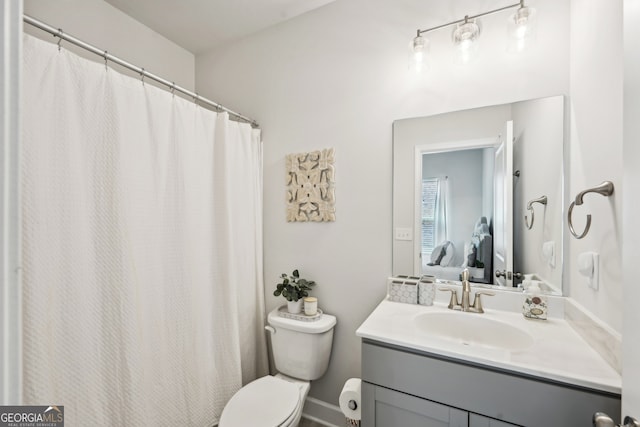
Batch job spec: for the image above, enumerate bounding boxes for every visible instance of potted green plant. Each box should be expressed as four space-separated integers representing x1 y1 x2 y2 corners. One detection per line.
274 269 316 314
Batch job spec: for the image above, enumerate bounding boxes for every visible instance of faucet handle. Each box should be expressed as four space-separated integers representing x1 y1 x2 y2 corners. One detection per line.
438 287 460 309
471 291 495 313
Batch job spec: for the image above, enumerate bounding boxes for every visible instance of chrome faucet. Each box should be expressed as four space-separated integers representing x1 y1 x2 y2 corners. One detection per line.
439 268 495 313
460 269 472 311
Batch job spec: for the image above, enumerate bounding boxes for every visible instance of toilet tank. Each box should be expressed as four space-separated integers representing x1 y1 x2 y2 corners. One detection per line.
266 307 337 381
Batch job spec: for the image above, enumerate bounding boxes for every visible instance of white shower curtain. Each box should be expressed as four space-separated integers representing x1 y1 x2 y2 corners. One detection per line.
21 34 267 425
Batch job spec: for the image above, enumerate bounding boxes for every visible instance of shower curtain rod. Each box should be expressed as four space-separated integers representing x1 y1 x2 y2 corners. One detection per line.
23 14 260 128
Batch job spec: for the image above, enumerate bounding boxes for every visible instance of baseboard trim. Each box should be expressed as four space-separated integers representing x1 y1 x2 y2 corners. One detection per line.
302 396 344 427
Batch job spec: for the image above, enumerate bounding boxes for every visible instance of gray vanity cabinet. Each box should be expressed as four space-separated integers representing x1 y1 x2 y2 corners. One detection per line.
361 339 621 427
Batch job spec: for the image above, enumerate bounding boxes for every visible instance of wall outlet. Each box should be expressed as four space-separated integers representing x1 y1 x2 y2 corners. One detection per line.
395 227 412 241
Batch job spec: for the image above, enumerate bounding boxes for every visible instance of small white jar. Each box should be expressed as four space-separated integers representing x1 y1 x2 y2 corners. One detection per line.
304 297 318 316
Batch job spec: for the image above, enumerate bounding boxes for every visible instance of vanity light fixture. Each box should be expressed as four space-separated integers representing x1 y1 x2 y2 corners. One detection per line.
410 0 536 71
409 34 428 72
507 1 537 52
452 16 481 64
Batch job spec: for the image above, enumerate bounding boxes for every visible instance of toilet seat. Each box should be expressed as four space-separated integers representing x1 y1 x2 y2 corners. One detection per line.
219 376 302 427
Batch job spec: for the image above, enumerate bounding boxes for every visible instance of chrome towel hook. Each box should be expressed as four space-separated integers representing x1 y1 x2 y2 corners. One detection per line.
568 181 614 239
524 195 547 230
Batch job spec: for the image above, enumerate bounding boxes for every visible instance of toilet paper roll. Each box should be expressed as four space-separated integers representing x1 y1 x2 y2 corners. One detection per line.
339 378 362 421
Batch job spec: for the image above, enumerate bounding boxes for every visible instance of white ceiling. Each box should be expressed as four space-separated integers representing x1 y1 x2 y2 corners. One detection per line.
105 0 338 54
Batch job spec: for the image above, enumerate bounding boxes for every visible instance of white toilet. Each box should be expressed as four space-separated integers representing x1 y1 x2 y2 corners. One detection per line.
219 306 337 427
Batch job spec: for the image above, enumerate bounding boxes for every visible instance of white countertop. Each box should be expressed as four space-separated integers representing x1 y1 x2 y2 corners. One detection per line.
356 299 621 394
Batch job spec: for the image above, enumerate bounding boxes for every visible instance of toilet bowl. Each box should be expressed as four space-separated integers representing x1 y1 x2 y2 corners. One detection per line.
219 307 337 427
218 374 310 427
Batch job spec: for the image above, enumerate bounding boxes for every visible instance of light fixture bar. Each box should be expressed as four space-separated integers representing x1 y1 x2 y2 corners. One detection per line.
417 1 523 36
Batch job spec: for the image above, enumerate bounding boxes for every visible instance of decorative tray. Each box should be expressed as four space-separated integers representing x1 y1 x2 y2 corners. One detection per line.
277 305 324 322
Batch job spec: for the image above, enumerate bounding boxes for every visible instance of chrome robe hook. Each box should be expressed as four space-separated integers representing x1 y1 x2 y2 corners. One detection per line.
524 195 547 230
568 181 614 239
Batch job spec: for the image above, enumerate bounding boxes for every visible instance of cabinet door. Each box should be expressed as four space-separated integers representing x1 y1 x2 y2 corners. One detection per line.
363 382 468 427
469 413 518 427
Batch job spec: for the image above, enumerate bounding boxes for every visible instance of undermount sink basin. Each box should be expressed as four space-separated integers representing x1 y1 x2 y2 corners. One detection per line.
414 311 534 351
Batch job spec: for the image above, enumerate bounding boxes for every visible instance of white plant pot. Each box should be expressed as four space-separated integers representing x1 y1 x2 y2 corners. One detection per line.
287 299 303 314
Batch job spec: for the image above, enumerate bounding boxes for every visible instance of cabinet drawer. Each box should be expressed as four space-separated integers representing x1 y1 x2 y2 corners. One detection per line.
362 382 468 427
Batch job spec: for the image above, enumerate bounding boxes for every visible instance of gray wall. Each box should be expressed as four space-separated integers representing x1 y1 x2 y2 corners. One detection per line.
22 0 626 419
195 0 570 409
567 0 623 332
512 96 565 289
24 0 195 91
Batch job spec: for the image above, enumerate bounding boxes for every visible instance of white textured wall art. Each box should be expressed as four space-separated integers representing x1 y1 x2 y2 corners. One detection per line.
286 148 336 222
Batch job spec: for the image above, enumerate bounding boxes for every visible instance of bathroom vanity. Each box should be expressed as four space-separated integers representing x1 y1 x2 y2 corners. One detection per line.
356 299 621 427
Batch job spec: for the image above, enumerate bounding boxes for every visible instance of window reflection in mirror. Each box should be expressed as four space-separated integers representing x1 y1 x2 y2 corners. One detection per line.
420 176 447 260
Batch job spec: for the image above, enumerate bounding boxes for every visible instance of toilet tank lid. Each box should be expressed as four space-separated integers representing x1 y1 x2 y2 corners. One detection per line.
268 307 336 333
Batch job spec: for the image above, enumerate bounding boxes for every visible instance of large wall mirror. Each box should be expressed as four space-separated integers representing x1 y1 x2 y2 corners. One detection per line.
393 95 565 295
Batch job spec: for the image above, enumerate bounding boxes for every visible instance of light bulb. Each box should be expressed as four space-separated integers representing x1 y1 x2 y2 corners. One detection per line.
507 5 537 52
409 35 429 73
459 39 472 51
452 18 480 64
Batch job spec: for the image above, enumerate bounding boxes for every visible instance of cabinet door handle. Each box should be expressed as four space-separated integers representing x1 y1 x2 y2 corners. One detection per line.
623 416 640 427
593 412 616 427
593 412 640 427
